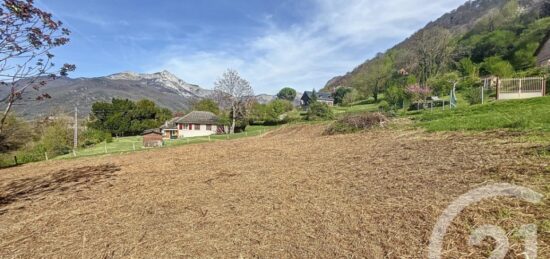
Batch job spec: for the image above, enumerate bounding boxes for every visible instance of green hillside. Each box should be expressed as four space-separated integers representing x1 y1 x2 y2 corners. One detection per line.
324 0 550 107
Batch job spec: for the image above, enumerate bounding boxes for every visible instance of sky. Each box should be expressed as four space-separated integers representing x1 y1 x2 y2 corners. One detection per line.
37 0 466 94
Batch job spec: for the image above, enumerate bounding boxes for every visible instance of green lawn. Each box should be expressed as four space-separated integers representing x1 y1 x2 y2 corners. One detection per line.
415 96 550 132
57 125 279 159
332 96 385 115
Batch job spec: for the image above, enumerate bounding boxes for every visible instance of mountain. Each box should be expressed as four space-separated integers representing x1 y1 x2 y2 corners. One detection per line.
1 70 214 119
324 0 549 90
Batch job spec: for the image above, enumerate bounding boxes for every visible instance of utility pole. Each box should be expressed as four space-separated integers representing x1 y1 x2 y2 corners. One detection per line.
73 106 78 150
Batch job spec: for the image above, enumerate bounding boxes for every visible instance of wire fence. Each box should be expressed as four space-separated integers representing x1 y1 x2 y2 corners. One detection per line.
55 129 271 160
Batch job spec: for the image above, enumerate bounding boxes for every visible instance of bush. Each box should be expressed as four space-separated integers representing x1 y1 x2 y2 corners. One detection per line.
324 112 389 135
463 87 483 105
378 100 390 112
82 128 112 146
104 132 113 143
41 121 71 156
306 102 334 120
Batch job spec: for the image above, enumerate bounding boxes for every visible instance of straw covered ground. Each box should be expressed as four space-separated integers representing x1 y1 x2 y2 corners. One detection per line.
0 124 548 258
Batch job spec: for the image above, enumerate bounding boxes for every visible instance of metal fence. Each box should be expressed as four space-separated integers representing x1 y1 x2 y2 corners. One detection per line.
497 77 546 100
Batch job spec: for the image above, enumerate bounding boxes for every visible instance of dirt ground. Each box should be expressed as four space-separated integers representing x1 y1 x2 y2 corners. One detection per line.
0 124 548 258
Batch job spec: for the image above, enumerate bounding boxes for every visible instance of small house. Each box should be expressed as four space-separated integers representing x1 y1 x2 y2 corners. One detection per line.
160 117 181 139
536 33 550 67
174 111 226 138
300 91 334 107
142 129 163 147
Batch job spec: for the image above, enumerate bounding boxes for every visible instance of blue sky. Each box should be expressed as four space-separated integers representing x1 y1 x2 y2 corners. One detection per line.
37 0 466 94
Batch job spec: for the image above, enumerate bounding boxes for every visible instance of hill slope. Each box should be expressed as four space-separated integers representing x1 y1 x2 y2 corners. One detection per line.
324 0 548 90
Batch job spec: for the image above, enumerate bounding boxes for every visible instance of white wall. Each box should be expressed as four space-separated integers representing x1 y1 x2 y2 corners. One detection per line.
177 124 219 138
498 92 543 100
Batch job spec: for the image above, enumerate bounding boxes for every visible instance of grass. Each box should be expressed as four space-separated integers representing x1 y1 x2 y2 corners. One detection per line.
332 96 385 115
415 96 550 132
57 125 279 160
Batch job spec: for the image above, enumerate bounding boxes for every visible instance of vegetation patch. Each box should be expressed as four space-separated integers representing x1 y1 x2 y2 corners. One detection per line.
416 97 550 132
324 112 389 135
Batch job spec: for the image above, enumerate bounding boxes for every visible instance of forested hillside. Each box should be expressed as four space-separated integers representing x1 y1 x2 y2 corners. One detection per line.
324 0 550 104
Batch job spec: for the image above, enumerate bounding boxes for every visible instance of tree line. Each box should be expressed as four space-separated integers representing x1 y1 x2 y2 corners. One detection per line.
332 0 550 108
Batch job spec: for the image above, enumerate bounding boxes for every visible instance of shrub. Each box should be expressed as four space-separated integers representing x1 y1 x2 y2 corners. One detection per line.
82 128 111 146
463 87 483 105
378 100 390 112
324 112 389 135
306 102 334 120
41 121 71 156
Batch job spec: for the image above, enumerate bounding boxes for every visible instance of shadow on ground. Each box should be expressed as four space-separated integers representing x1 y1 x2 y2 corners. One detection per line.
0 164 120 209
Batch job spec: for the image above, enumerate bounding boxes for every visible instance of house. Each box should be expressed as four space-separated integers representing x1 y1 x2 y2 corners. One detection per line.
536 33 550 67
172 111 226 138
300 91 334 107
160 116 181 139
142 129 163 147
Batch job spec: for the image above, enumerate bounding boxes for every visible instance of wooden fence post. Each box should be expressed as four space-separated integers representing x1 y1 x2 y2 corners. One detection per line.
45 152 48 161
13 156 17 165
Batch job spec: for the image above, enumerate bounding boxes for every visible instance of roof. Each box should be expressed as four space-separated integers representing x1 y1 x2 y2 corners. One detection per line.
142 128 162 135
303 91 334 101
176 111 221 125
160 117 181 130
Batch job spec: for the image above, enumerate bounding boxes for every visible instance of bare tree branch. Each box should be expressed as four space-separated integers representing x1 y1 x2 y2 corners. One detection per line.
213 69 254 134
0 0 75 132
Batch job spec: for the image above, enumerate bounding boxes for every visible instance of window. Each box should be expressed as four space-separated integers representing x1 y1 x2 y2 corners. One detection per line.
178 124 183 130
206 124 212 131
188 124 192 130
194 124 201 130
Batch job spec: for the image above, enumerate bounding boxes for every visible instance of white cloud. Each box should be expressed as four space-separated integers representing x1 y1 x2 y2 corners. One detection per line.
149 0 466 94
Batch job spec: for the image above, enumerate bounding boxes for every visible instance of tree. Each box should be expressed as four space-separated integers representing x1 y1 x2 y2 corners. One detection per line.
0 0 75 132
332 87 352 105
427 72 459 96
41 118 71 156
481 56 515 77
193 99 220 114
342 88 360 106
310 89 318 103
214 69 255 134
277 87 297 101
384 85 405 107
362 54 392 101
413 27 453 84
0 115 33 152
89 98 171 136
